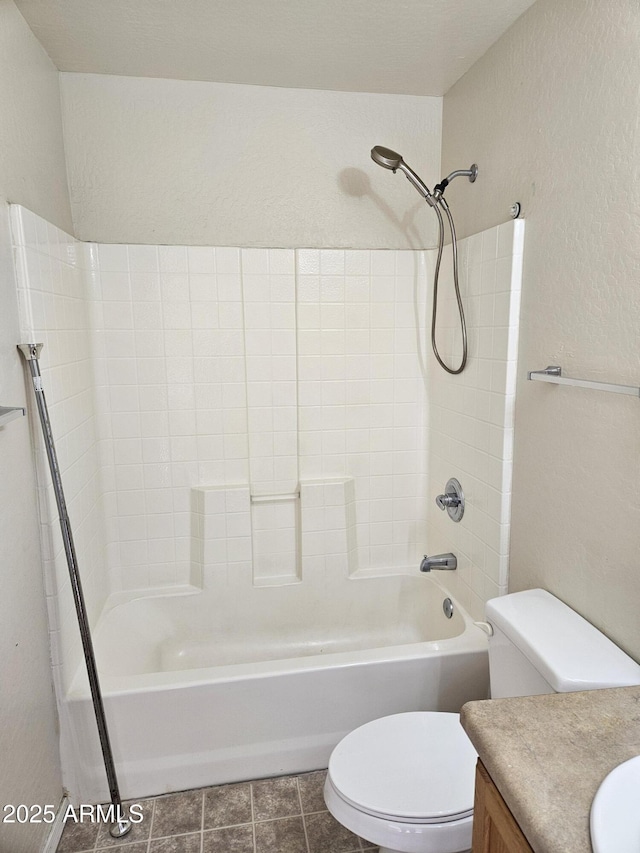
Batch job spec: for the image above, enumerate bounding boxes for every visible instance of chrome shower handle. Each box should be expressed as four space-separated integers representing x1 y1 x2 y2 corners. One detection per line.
436 493 461 511
434 478 465 522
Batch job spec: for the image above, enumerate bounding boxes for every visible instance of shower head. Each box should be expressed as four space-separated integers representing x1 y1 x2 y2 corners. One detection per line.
371 146 404 171
370 145 434 202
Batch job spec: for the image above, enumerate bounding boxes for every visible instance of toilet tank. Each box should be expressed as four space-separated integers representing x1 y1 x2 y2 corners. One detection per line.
486 589 640 699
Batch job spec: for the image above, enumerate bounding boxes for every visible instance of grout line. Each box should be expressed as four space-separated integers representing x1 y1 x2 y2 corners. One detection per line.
200 789 205 853
146 796 156 851
296 777 312 853
249 780 257 853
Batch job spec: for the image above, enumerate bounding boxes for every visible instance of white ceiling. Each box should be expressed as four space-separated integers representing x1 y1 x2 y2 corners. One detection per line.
15 0 537 96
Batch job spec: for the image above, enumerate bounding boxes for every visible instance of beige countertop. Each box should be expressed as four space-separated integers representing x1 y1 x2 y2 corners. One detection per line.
461 686 640 853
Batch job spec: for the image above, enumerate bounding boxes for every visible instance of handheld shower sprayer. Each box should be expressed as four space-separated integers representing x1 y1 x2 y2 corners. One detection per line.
370 147 477 205
370 146 437 205
370 145 478 375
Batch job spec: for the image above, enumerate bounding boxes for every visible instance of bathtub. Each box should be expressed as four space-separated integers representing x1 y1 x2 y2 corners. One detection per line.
64 572 489 802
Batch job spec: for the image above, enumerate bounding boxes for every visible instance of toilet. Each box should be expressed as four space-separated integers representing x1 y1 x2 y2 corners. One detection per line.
324 589 640 853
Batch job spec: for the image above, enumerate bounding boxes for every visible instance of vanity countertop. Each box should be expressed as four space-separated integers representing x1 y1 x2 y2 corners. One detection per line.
461 686 640 852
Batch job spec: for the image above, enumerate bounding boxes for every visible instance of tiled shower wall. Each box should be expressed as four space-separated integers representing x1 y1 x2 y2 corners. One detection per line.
89 243 431 591
11 206 109 691
426 221 524 618
13 203 523 690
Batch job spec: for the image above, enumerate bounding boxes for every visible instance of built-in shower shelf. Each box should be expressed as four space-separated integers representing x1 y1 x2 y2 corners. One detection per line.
528 366 640 398
0 405 26 427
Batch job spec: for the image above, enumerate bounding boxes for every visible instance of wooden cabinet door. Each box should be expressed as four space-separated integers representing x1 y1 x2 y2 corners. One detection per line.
471 760 534 853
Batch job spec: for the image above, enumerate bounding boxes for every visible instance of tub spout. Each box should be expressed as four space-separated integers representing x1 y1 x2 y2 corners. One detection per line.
420 553 457 572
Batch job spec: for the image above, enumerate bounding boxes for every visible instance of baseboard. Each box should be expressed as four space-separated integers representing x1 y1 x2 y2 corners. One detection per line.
42 795 68 853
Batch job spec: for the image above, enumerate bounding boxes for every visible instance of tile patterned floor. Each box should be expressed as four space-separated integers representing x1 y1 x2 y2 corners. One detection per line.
56 770 380 853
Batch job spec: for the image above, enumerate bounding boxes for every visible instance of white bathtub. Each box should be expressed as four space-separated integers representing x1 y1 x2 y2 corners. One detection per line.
65 572 489 802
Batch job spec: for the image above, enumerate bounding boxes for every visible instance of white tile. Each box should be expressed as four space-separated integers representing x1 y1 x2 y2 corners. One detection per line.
189 274 217 301
268 249 295 275
467 232 482 269
130 272 161 301
320 250 345 275
160 273 190 301
103 302 133 329
188 246 215 275
242 248 269 275
371 252 395 276
481 226 499 262
128 245 159 272
215 247 241 274
98 244 129 272
496 222 514 259
345 250 370 275
159 245 188 273
297 249 320 275
494 291 512 327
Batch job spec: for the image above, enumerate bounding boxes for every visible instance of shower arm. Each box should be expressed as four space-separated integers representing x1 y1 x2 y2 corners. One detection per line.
434 164 478 198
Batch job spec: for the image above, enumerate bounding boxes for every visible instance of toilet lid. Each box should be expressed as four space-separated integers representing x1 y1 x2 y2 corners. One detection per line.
328 712 477 824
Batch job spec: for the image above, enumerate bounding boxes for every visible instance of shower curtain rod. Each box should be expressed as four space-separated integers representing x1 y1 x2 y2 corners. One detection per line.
18 342 131 840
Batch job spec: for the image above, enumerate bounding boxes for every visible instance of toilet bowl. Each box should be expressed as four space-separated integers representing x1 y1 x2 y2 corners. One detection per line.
324 712 477 853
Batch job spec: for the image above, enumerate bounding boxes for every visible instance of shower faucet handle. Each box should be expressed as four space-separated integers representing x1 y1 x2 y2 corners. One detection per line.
435 478 465 522
435 493 460 510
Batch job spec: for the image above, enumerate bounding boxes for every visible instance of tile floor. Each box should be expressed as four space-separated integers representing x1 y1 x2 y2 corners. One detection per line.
56 770 379 853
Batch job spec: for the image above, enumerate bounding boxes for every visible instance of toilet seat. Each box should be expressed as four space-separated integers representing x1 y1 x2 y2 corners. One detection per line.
328 712 477 824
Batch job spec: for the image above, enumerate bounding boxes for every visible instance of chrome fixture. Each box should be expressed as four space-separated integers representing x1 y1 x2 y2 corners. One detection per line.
371 145 478 375
442 597 455 619
435 477 464 522
510 202 522 219
528 366 640 399
17 343 132 840
433 164 478 199
420 553 458 572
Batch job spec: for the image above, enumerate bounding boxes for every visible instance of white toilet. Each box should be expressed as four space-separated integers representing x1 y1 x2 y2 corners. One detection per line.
324 589 640 853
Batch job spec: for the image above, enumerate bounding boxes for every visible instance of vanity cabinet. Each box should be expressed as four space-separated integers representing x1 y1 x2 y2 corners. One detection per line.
471 760 534 853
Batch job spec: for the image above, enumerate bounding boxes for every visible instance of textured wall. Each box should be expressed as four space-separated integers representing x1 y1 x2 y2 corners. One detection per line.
60 73 442 249
442 0 640 658
0 2 67 849
0 1 72 233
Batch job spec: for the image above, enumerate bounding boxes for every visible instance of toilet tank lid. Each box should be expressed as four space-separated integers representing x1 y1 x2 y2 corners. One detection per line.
486 589 640 692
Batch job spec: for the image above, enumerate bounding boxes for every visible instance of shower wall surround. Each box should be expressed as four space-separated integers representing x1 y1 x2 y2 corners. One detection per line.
12 203 523 691
90 243 431 592
426 222 524 608
11 206 109 691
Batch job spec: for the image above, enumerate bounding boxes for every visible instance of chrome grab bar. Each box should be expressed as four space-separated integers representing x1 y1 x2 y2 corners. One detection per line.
528 365 640 398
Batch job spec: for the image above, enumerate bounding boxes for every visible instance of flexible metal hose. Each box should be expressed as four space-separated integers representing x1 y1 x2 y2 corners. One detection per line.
430 197 467 374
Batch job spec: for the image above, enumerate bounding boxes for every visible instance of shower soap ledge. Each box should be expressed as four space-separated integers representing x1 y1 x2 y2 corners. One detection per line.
0 406 26 427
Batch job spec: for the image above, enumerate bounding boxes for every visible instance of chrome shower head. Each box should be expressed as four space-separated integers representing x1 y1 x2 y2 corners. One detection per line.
370 145 434 202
